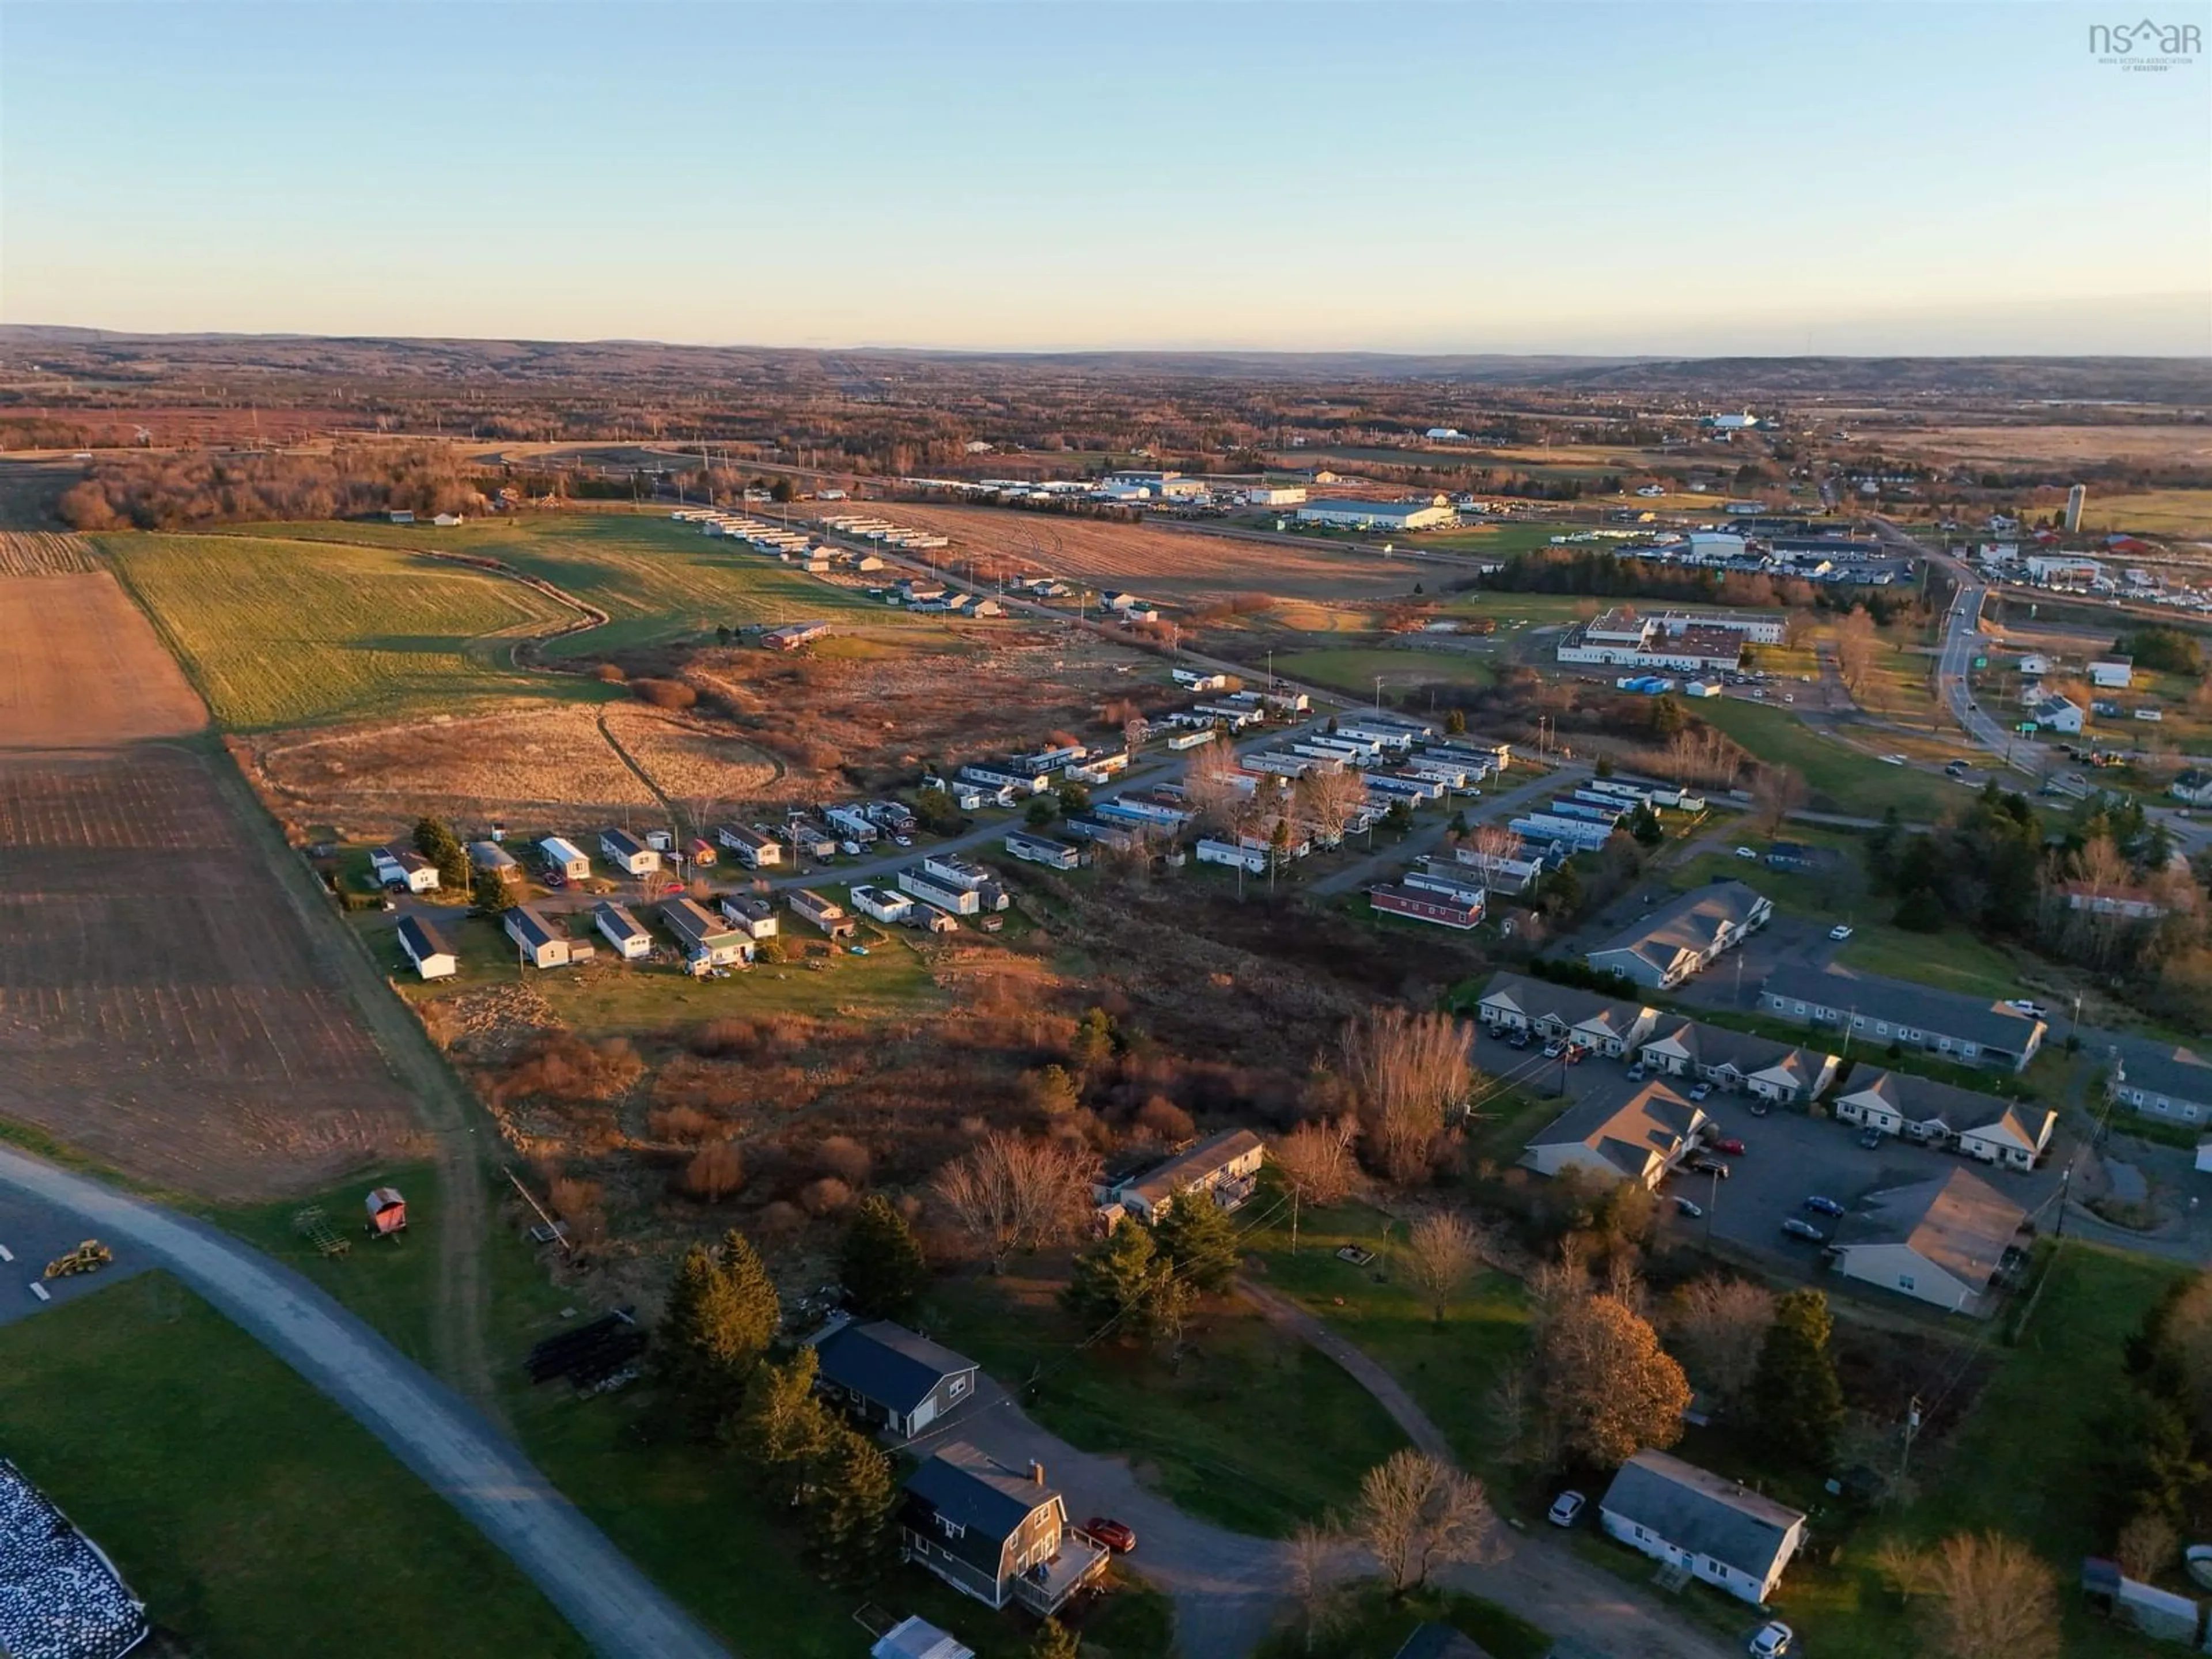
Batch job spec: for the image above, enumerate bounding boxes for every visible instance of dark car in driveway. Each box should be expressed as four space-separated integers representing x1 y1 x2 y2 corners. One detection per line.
1687 1155 1732 1179
1781 1218 1828 1243
1804 1195 1846 1218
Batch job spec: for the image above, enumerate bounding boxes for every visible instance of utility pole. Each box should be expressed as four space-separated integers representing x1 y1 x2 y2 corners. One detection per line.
1899 1396 1922 1485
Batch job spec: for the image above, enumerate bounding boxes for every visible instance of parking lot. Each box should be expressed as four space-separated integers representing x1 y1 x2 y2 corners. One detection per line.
1480 1025 2067 1276
0 1187 142 1328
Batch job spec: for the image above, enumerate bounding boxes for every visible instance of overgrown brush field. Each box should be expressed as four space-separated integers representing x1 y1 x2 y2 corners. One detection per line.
101 532 581 728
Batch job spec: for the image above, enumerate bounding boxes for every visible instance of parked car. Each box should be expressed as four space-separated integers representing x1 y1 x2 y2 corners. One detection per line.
1734 846 1758 859
1858 1126 1885 1149
1687 1083 1713 1102
1508 1032 1531 1051
1564 1045 1589 1066
1804 1195 1846 1218
1542 1041 1566 1059
1780 1218 1827 1243
1547 1491 1585 1528
1688 1156 1731 1180
1626 1064 1647 1082
892 834 913 847
1829 923 1854 941
1674 1197 1704 1219
1085 1517 1137 1554
1711 1136 1747 1156
1749 1620 1794 1657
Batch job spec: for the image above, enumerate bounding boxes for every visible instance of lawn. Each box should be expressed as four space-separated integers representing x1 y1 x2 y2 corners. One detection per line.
101 530 597 728
0 1272 589 1659
264 513 909 657
381 908 945 1030
1275 646 1496 698
921 1264 1412 1537
2078 489 2212 538
1688 698 1963 821
1241 1198 1536 1494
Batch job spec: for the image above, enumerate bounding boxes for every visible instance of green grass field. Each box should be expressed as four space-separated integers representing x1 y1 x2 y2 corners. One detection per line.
1254 1580 1550 1659
1688 698 1964 820
262 514 907 656
1241 1198 1535 1494
922 1267 1411 1537
101 531 595 728
1276 646 1496 698
0 1272 589 1658
2078 489 2212 538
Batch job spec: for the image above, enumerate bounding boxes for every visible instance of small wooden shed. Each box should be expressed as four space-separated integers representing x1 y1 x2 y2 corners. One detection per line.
365 1187 408 1237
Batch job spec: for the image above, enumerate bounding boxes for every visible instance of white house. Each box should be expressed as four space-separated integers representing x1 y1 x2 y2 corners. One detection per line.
715 824 782 869
593 901 652 960
717 893 779 940
371 843 441 894
1523 1082 1707 1190
1101 1130 1265 1224
1476 972 1660 1058
661 897 752 967
851 884 914 925
2090 656 2134 690
2172 768 2212 808
396 915 456 980
897 867 980 915
539 836 592 880
1598 1452 1805 1605
1831 1071 2054 1169
1828 1167 2026 1315
1585 881 1771 990
2110 1039 2212 1126
790 888 856 938
504 904 571 969
599 827 661 877
1635 1019 1837 1107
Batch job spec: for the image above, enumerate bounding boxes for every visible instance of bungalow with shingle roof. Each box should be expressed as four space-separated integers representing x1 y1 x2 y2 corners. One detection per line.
1475 972 1660 1058
1597 1450 1807 1603
1830 1070 2054 1169
897 1443 1107 1614
1759 966 2046 1073
1524 1082 1707 1188
1637 1018 1838 1106
1586 881 1771 990
1828 1166 2027 1314
813 1320 979 1438
2111 1038 2212 1126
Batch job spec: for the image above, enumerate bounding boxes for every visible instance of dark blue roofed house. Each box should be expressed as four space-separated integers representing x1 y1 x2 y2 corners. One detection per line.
897 1443 1109 1614
813 1320 979 1438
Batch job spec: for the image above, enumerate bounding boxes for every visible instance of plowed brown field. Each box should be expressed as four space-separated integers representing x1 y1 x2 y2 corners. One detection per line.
0 574 412 1197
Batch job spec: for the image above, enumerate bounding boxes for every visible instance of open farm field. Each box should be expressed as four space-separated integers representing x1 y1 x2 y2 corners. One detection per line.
853 502 1420 603
0 529 99 574
0 572 207 746
0 749 414 1196
1912 424 2212 467
1691 697 1963 820
241 702 783 841
101 531 586 729
0 1272 589 1659
1275 644 1496 698
264 514 900 656
2078 489 2212 539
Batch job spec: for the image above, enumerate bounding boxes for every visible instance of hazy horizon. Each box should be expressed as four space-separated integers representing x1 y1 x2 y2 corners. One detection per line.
7 2 2209 355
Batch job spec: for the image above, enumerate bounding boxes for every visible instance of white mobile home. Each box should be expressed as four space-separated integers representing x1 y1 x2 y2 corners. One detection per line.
599 827 661 877
504 905 571 969
851 884 914 924
898 867 980 915
539 837 592 880
593 901 653 960
396 915 457 980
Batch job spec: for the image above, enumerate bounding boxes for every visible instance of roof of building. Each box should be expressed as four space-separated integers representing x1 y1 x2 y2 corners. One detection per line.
1121 1128 1264 1207
790 888 844 916
1760 966 2046 1054
601 826 649 858
1304 497 1444 519
719 893 775 923
1643 1018 1830 1088
1478 972 1656 1039
374 842 433 873
816 1321 978 1415
1832 1166 2025 1287
467 839 517 868
661 897 738 946
1600 1451 1805 1585
503 905 560 950
872 1617 976 1659
1391 1626 1495 1659
902 1442 1054 1547
592 900 648 940
1530 1082 1702 1180
1589 882 1767 978
2114 1037 2212 1107
396 915 451 961
1837 1070 2050 1149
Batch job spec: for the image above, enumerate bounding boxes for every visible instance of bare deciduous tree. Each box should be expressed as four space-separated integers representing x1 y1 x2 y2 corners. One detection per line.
1751 764 1808 837
1349 1449 1499 1594
1468 823 1524 866
1296 766 1371 847
2117 1511 2177 1582
1668 1275 1777 1407
1340 1007 1474 1186
1272 1118 1359 1253
1182 738 1247 834
1832 606 1878 696
1403 1211 1483 1325
1286 1520 1349 1650
931 1132 1097 1272
1883 1533 2062 1659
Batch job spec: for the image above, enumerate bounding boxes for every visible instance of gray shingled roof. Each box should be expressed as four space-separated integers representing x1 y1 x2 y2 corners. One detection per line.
816 1321 976 1416
1530 1083 1701 1176
1479 972 1653 1036
900 1442 1053 1570
1600 1451 1804 1584
2113 1037 2212 1109
1589 881 1767 973
1832 1166 2026 1287
1760 966 2043 1054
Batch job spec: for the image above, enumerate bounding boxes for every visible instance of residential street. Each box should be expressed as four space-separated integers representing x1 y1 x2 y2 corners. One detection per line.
0 1147 732 1659
1309 759 1586 897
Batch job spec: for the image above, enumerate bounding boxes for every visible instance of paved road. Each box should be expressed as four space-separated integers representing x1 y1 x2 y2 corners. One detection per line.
1238 1283 1455 1461
0 1147 731 1659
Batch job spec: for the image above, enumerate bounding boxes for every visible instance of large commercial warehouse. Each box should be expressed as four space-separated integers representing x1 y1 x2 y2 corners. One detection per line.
1295 497 1456 532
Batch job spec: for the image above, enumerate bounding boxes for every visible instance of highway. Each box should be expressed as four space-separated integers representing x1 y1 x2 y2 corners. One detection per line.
1871 518 2033 772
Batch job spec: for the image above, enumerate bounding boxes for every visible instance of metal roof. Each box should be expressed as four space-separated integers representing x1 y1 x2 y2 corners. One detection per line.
1600 1450 1804 1584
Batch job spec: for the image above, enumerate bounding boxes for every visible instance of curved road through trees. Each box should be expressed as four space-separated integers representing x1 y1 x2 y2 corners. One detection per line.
0 1146 730 1659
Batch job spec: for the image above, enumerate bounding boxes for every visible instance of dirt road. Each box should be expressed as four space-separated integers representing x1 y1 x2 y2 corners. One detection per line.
0 1145 730 1659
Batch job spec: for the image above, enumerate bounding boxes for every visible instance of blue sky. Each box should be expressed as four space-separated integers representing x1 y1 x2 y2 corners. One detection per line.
6 2 2208 353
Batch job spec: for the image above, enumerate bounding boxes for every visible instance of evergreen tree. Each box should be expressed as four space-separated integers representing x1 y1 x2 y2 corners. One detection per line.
1444 707 1467 736
656 1230 781 1440
471 865 510 914
1069 1006 1116 1074
1027 795 1058 827
1065 1218 1192 1349
1155 1193 1240 1294
1029 1618 1082 1659
1749 1289 1844 1469
736 1347 836 1495
802 1425 896 1581
839 1194 930 1321
412 816 460 862
1630 801 1665 847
